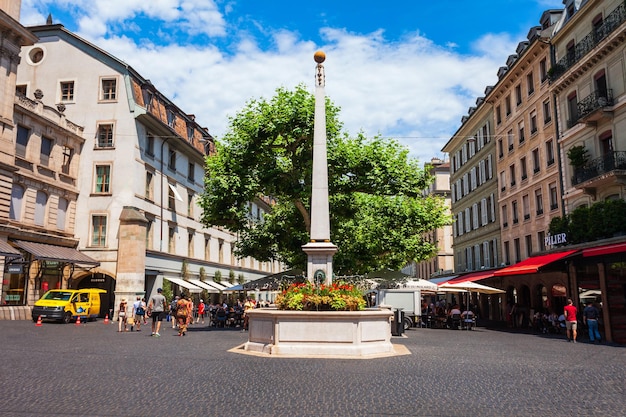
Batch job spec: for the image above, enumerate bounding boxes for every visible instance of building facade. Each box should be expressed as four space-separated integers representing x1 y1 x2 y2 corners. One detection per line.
13 23 276 318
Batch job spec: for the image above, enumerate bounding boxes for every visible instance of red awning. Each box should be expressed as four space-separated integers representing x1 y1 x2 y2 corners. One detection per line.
493 250 578 277
583 242 626 257
446 270 497 284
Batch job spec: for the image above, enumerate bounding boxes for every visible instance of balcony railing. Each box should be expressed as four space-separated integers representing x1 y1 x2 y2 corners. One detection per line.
550 3 626 81
572 151 626 186
567 90 613 127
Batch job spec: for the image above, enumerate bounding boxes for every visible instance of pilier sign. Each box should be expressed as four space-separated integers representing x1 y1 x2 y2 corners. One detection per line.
545 232 567 247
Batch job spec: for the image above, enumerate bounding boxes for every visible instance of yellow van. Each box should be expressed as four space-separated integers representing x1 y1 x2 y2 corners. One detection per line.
32 289 107 323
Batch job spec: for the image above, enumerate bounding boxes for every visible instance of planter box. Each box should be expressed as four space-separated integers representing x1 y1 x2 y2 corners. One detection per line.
244 308 394 357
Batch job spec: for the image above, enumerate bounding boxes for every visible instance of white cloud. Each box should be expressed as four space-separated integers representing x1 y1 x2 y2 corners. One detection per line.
19 1 523 164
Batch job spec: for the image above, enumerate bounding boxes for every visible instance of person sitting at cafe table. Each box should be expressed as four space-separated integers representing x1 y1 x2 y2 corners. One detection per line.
462 308 475 329
447 304 462 329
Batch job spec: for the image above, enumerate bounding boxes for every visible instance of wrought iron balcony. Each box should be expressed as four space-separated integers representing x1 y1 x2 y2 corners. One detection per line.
550 2 626 81
567 90 613 127
572 151 626 186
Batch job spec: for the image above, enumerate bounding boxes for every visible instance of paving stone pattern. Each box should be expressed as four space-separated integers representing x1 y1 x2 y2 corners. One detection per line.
0 320 624 417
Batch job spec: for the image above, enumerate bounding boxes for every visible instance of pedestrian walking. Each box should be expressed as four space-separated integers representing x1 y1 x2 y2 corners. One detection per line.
118 299 128 332
176 293 192 336
564 298 578 343
148 288 168 337
196 299 205 324
170 295 180 329
131 296 145 332
583 300 601 343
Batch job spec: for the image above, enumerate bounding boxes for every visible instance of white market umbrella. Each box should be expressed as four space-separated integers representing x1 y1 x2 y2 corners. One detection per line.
438 281 505 294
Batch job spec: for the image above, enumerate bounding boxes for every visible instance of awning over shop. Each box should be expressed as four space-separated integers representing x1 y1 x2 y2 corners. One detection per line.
187 279 220 293
493 250 578 277
447 270 497 284
0 240 21 257
164 277 202 293
205 281 229 291
13 240 99 266
583 242 626 257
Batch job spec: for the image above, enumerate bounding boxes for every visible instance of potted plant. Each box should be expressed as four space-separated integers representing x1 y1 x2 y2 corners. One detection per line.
567 145 589 183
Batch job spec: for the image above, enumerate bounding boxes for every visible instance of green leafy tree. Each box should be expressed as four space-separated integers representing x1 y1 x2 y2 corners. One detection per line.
199 85 450 274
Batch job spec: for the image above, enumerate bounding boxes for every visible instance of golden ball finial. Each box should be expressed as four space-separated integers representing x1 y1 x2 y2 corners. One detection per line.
314 50 326 63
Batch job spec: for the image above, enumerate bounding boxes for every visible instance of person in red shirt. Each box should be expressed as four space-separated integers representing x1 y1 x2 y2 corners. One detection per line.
563 298 578 343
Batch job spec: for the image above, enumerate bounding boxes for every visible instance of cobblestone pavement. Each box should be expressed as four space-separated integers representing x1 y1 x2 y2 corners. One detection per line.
1 319 624 417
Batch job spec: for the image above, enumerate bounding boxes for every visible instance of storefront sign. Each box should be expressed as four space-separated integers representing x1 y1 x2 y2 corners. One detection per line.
545 232 567 247
6 265 23 274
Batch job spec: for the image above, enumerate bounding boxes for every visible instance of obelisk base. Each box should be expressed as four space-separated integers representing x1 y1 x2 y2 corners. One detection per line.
302 241 338 286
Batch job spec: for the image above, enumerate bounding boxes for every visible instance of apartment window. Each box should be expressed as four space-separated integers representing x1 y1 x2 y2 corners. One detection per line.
525 235 533 258
168 227 175 253
187 125 194 141
515 84 522 106
523 194 530 221
188 231 194 257
167 109 176 128
530 111 537 135
567 92 578 125
520 157 527 180
500 171 506 192
546 140 555 166
600 130 613 156
168 148 176 171
496 106 502 124
145 171 154 200
96 123 114 148
57 198 68 230
187 190 194 217
543 100 552 124
40 136 53 167
16 125 29 158
532 148 540 173
204 236 211 261
505 95 511 116
526 72 534 95
146 218 154 250
507 130 514 151
498 139 504 158
188 162 195 182
16 84 27 96
9 185 25 221
168 185 176 211
142 90 153 110
540 58 547 82
549 183 558 210
518 122 525 144
95 165 111 194
146 134 155 157
510 164 516 186
538 231 546 252
535 188 544 215
218 239 224 263
100 78 117 101
504 241 510 265
501 204 508 228
91 215 107 246
60 81 74 101
512 200 519 224
61 146 73 175
514 238 521 263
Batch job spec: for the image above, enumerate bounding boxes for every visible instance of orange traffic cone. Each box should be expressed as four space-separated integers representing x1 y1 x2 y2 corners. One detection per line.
35 316 42 327
75 316 81 326
104 314 109 324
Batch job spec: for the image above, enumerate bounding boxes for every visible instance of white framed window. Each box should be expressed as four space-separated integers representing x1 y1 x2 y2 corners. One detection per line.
96 123 114 148
94 164 111 194
60 81 75 101
91 214 108 247
9 185 25 221
100 77 117 101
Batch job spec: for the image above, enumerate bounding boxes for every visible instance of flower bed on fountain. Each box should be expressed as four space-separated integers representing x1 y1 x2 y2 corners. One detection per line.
244 281 395 357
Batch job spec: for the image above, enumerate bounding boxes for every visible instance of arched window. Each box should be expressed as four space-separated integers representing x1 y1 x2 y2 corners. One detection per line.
9 185 25 220
57 198 68 230
34 191 48 226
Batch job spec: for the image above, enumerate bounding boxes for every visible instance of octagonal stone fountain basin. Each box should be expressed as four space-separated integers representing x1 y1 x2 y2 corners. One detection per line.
243 308 395 357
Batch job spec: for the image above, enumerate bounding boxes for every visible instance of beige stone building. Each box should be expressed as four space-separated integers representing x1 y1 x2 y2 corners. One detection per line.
0 2 97 319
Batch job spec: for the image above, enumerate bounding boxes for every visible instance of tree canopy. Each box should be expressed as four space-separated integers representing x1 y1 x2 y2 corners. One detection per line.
199 84 450 275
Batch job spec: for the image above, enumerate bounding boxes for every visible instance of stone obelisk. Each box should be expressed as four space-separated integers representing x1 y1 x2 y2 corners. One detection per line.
302 51 338 286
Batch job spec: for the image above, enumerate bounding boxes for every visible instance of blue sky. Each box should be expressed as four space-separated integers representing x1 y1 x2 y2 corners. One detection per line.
20 0 564 163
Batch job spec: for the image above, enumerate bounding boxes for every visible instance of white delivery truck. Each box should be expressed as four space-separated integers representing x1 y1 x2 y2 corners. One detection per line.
376 288 422 330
